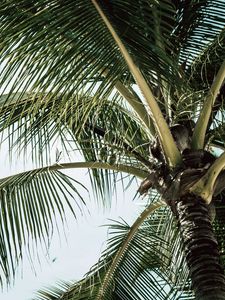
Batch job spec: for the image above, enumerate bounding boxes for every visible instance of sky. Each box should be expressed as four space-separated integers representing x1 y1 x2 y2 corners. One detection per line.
0 144 142 300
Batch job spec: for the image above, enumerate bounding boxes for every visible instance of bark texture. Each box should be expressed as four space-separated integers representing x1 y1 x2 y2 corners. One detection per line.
176 193 225 300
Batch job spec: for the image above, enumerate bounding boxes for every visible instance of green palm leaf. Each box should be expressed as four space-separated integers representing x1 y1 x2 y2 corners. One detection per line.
0 92 150 158
0 92 150 203
0 167 87 286
32 199 195 300
0 0 223 123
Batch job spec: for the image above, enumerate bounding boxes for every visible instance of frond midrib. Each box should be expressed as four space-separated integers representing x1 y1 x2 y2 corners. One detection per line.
96 200 164 300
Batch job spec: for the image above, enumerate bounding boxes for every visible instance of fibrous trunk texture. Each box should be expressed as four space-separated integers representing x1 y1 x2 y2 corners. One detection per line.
176 193 225 300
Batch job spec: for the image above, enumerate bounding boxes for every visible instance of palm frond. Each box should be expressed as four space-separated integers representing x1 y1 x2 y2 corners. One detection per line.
32 197 194 300
35 281 73 300
0 92 151 158
0 167 87 286
1 1 225 124
173 1 225 65
187 28 225 139
192 59 225 149
0 92 150 203
92 0 182 167
189 28 225 88
0 0 176 96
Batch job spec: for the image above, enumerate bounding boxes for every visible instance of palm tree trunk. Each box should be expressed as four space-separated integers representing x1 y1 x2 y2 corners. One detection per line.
176 193 225 300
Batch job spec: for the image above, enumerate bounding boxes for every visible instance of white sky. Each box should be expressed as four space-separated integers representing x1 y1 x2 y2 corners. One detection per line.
0 145 142 300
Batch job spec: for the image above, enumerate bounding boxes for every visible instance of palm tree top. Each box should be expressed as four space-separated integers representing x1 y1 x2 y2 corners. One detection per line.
1 1 225 299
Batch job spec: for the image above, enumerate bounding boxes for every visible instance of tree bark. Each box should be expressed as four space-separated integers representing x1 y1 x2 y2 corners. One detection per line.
176 193 225 300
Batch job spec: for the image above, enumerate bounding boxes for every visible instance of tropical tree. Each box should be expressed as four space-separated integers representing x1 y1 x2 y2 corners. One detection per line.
1 0 225 299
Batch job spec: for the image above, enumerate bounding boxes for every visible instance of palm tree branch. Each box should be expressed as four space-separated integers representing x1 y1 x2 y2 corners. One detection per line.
190 152 225 204
0 158 146 285
1 162 148 182
96 200 164 299
0 92 151 205
91 0 181 168
152 8 172 121
113 80 155 135
32 201 194 300
173 0 225 64
61 29 155 134
0 167 87 286
0 92 151 167
0 94 152 172
192 60 225 149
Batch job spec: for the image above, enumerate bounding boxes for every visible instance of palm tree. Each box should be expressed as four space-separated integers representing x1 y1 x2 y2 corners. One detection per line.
1 0 225 299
